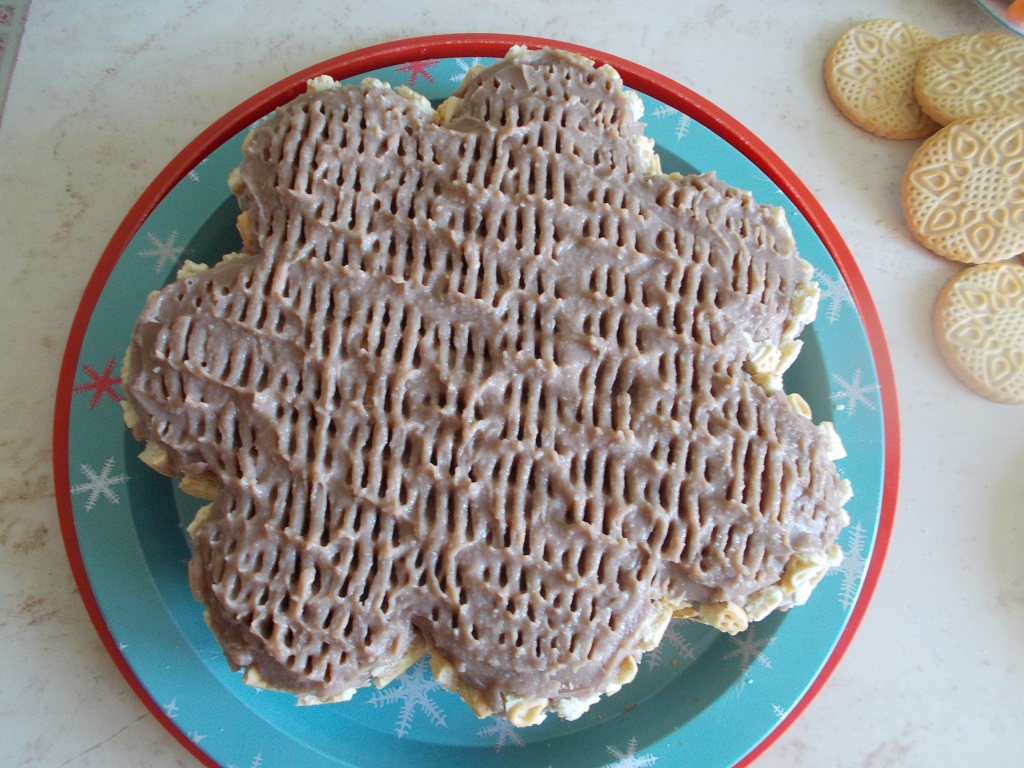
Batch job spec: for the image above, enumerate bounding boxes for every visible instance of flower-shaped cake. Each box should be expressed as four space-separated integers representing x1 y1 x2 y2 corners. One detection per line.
123 48 850 725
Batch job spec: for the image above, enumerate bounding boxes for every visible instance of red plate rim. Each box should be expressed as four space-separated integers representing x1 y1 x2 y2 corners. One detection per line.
53 32 900 768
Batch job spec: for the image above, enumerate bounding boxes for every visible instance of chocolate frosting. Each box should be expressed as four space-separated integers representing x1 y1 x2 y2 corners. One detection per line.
124 48 847 717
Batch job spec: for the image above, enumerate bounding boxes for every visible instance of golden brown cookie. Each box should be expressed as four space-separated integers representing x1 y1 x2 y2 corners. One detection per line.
933 261 1024 404
902 112 1024 264
824 19 941 139
914 32 1024 125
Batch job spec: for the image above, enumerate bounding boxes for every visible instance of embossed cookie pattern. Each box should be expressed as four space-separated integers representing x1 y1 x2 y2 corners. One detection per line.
934 262 1024 403
914 32 1024 125
824 19 941 139
902 112 1024 264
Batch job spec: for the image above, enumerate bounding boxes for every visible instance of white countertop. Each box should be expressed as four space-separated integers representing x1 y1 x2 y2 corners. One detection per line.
2 1 1022 765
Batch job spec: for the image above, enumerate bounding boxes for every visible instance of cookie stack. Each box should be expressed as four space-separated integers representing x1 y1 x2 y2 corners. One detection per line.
824 21 1024 404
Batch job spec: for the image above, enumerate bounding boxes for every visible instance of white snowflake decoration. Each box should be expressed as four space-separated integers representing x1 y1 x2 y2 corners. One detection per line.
830 521 868 609
367 658 447 738
187 156 209 182
137 229 185 273
723 627 774 674
607 736 658 767
476 717 526 752
814 267 855 325
71 457 130 511
650 103 691 142
674 114 692 141
450 56 485 83
644 622 696 669
830 368 879 417
163 698 179 719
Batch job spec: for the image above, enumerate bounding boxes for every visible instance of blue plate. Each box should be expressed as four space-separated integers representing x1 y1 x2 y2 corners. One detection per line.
56 37 897 768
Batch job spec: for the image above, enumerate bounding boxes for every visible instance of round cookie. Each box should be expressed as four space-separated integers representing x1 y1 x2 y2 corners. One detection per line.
934 261 1024 404
824 19 941 139
914 32 1024 125
902 112 1024 264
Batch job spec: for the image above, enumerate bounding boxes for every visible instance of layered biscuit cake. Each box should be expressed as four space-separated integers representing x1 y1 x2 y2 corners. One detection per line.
122 47 851 725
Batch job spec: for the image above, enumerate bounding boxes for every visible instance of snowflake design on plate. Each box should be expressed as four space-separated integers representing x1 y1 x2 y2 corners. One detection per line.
187 156 210 182
394 59 441 86
367 658 447 738
722 626 774 675
830 521 868 610
476 717 526 752
137 229 185 273
71 457 130 511
650 103 692 141
607 736 658 767
72 358 122 409
449 56 485 83
163 698 180 719
814 267 855 325
830 368 880 417
643 622 696 669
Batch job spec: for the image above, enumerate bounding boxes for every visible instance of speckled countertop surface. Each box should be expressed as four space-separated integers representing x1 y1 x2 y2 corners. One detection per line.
2 1 1022 765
